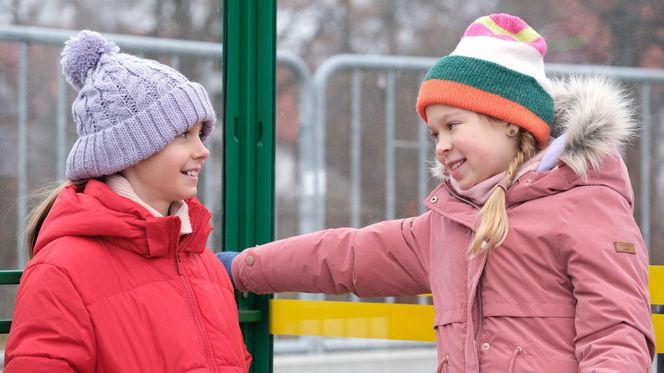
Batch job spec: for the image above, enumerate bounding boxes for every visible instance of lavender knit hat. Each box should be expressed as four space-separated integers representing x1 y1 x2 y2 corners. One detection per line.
61 30 216 180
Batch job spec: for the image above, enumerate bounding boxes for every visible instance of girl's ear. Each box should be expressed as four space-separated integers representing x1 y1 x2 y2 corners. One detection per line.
506 124 519 137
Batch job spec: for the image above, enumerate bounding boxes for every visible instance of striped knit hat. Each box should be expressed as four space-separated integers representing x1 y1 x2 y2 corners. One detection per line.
416 14 553 146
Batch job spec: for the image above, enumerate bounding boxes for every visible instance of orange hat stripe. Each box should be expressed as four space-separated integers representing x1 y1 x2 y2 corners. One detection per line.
416 80 550 146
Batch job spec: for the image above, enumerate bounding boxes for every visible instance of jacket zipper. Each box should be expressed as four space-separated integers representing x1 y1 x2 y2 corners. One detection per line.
443 182 495 364
175 211 218 373
443 182 490 345
474 272 484 342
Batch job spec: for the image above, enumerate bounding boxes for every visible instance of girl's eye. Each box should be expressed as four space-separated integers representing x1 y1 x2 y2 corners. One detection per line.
429 132 438 142
179 130 190 139
447 122 460 130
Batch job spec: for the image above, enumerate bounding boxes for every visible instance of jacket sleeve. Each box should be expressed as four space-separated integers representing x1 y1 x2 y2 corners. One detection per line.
232 212 432 297
4 262 96 372
559 187 654 372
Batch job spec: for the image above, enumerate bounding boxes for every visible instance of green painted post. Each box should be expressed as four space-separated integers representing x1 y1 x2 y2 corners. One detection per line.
223 0 276 372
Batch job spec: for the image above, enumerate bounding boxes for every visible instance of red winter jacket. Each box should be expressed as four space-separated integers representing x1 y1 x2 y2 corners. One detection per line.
5 180 251 373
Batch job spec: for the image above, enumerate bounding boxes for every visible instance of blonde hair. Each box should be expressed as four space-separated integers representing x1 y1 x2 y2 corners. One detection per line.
468 130 538 256
25 180 88 259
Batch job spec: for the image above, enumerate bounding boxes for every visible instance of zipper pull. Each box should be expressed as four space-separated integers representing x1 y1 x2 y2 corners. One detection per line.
176 252 183 275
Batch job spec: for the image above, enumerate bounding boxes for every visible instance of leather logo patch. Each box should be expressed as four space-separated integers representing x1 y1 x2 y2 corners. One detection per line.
614 241 636 254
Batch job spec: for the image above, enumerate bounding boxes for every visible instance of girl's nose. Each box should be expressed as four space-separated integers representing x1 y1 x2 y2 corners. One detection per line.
194 139 210 160
435 134 452 157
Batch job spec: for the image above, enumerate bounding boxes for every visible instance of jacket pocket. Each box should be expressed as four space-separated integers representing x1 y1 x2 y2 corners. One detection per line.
503 344 577 373
508 357 577 373
500 343 577 373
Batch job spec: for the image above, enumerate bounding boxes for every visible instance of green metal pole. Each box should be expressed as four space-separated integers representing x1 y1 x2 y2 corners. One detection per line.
223 1 276 372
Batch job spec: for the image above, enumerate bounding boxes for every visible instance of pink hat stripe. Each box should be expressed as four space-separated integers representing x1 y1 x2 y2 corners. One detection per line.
475 16 541 42
525 37 547 58
464 23 502 38
464 24 527 43
489 13 531 33
463 15 547 57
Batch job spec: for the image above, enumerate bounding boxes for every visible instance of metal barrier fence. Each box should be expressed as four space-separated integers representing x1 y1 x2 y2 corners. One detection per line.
1 26 663 367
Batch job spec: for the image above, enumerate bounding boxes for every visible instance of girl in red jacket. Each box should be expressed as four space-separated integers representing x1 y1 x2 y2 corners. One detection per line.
5 30 251 372
218 13 655 372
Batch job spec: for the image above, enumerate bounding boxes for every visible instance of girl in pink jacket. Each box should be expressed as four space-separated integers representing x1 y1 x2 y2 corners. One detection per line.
218 13 655 373
5 31 251 372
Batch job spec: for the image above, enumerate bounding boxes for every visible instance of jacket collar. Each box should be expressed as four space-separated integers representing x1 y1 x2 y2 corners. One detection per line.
104 174 193 235
425 151 633 231
34 180 211 258
425 183 479 230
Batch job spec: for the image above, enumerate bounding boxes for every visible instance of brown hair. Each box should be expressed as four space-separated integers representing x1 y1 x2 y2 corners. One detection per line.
468 130 538 256
25 180 88 259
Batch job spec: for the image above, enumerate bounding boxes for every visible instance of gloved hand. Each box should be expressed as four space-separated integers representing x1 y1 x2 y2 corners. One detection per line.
216 251 240 287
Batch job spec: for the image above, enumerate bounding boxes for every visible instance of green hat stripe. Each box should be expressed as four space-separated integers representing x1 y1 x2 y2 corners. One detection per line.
424 55 553 125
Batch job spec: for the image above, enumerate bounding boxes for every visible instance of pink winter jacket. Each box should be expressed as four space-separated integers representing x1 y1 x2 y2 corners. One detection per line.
232 77 655 372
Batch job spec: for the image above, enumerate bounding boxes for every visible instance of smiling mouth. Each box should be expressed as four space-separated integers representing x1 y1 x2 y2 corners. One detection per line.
182 170 199 177
448 159 465 171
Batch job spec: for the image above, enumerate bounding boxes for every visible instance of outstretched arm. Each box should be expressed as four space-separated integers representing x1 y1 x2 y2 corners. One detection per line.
226 212 433 297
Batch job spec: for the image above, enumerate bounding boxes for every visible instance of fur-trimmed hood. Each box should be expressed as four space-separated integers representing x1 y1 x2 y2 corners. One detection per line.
432 76 637 180
550 75 636 176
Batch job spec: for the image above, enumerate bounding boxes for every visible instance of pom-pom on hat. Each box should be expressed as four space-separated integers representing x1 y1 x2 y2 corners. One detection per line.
61 30 216 180
416 14 553 147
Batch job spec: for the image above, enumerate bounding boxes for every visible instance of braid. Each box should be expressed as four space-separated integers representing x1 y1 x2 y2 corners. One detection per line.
468 131 538 256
